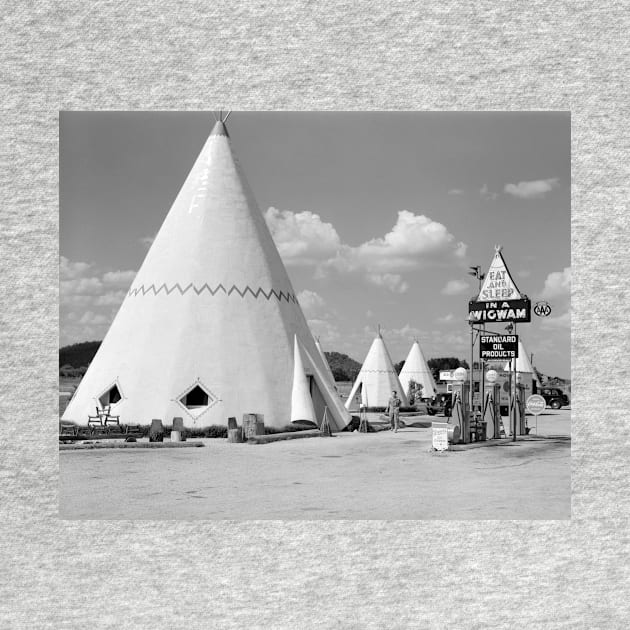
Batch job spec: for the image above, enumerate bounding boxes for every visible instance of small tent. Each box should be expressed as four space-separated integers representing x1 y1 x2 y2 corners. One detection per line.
399 340 436 399
344 332 408 410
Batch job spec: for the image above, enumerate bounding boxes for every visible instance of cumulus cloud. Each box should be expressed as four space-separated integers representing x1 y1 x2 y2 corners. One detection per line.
78 311 109 326
448 189 464 196
479 184 498 201
441 279 470 296
265 207 341 266
307 318 340 343
297 289 342 343
94 290 127 307
327 211 466 276
540 267 571 300
437 313 455 323
102 270 137 287
504 178 559 199
540 310 571 330
266 208 467 294
61 276 104 297
366 273 409 294
297 289 325 317
387 324 424 340
60 257 93 280
60 256 138 346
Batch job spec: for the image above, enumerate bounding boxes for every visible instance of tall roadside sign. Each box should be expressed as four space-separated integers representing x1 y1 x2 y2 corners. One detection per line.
468 246 531 443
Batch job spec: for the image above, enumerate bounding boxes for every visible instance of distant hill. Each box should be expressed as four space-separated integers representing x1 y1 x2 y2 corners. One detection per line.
324 352 361 382
537 371 571 393
59 341 101 368
59 341 361 382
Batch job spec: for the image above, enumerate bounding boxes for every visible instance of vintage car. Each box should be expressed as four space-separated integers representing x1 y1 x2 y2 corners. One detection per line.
539 387 570 409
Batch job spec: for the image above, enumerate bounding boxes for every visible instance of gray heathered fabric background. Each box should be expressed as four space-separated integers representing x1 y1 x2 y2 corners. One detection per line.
1 2 628 628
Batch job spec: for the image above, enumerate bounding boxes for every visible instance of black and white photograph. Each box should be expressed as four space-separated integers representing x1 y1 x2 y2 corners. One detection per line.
6 2 630 627
59 111 571 519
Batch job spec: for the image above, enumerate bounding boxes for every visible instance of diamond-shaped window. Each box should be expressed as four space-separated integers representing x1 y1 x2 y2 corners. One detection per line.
99 384 121 407
180 385 211 409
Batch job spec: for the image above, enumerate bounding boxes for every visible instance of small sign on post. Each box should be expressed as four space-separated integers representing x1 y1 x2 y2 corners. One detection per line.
432 422 449 451
525 394 546 435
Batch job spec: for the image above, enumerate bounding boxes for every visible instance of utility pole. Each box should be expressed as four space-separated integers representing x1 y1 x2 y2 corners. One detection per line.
468 266 486 418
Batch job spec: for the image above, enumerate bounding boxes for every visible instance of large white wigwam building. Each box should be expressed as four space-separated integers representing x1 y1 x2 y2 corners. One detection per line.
62 119 349 431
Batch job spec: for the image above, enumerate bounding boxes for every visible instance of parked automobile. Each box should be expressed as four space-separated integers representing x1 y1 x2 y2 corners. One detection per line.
539 387 570 409
426 394 452 416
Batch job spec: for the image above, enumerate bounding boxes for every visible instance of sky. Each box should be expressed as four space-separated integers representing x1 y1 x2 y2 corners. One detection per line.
60 111 571 378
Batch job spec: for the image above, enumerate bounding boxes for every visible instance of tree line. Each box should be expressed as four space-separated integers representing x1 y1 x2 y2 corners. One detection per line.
59 341 472 384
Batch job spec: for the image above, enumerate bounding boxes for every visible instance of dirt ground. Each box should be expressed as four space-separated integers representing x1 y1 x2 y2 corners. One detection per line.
59 409 571 520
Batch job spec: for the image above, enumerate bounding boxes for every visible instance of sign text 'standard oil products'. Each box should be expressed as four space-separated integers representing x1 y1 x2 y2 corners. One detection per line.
468 299 531 323
479 335 519 359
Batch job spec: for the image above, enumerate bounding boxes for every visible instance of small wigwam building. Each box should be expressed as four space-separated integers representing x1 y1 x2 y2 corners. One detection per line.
504 339 542 389
344 332 408 410
62 117 349 431
399 340 437 400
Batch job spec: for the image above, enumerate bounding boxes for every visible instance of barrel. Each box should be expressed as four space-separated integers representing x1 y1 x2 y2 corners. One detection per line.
447 424 460 444
242 413 265 439
149 419 164 442
227 428 244 443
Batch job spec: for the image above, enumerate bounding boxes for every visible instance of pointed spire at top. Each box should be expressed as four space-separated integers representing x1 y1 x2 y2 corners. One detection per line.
210 110 232 137
210 121 229 137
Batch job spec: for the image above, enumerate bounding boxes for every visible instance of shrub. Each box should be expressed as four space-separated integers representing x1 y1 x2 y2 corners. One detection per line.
121 424 149 437
264 423 313 435
205 425 228 438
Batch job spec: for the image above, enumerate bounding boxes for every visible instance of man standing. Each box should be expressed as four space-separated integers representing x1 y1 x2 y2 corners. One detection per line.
386 390 402 432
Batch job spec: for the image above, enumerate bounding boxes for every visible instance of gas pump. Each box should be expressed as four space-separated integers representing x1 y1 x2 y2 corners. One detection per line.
483 369 501 439
450 369 470 443
508 379 528 436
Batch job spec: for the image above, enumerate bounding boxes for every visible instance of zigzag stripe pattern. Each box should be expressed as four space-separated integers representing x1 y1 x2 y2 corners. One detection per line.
128 282 298 303
360 370 400 374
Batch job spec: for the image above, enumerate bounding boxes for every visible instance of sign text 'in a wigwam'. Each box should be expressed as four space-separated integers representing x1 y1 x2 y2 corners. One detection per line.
468 299 531 323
